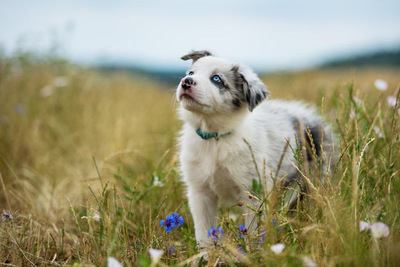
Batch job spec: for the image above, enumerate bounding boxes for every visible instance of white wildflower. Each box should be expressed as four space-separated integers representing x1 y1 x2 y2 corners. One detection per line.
81 210 101 222
2 210 13 221
387 96 397 108
92 211 101 222
373 126 385 139
270 243 285 254
359 221 370 232
352 96 363 107
148 248 164 264
53 76 69 87
359 221 390 239
303 256 317 267
40 85 55 97
370 222 390 239
107 256 122 267
374 79 388 91
40 76 68 97
228 213 238 222
152 175 164 187
350 109 357 119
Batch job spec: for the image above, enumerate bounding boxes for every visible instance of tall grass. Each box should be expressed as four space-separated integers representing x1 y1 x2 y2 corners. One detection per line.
0 54 399 266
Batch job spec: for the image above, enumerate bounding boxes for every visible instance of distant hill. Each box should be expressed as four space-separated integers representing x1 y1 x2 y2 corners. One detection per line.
321 48 400 68
96 48 400 84
96 64 184 85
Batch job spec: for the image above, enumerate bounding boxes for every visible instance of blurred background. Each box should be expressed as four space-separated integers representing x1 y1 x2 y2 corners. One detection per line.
1 0 400 76
1 0 400 214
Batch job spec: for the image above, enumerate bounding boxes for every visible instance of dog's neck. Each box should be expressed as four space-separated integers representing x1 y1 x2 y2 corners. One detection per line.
179 107 249 134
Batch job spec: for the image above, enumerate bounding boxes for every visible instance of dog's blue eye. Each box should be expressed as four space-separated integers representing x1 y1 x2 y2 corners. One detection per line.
211 75 222 83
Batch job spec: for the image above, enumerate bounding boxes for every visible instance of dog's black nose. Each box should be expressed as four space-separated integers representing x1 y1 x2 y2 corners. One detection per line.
181 77 195 90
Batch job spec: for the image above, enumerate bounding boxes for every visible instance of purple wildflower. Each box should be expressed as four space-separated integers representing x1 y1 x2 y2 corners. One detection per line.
14 104 25 116
239 224 247 238
160 212 184 233
166 245 177 256
258 230 266 244
237 245 246 255
208 226 224 241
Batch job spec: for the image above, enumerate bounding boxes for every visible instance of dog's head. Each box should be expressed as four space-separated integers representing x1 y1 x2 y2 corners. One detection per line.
177 50 269 115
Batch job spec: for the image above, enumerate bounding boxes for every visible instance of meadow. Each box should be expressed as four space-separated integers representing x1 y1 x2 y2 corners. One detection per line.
0 53 399 266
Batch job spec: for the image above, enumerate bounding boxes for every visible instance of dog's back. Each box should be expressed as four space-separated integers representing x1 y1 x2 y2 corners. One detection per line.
248 99 335 172
254 99 337 208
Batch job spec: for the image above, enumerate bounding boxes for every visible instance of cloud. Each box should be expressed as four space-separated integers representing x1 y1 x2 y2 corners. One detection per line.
1 0 399 70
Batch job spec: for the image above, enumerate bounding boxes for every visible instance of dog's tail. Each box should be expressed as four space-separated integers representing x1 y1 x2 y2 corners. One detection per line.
283 119 337 211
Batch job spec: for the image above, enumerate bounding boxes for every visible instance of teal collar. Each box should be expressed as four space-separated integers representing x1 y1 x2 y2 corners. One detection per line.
195 128 232 140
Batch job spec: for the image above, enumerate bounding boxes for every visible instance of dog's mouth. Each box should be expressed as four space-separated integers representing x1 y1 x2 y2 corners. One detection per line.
179 93 194 101
179 93 209 107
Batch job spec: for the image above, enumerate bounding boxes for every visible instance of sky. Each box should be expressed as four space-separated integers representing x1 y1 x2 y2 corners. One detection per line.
1 0 400 71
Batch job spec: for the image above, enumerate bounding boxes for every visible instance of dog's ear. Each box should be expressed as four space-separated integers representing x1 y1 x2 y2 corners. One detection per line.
232 65 269 112
181 50 213 63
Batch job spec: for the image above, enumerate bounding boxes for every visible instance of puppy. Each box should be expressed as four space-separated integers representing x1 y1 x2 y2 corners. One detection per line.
176 50 336 247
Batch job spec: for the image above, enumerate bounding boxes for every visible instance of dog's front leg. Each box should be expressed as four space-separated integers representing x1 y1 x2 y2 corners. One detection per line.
188 186 217 248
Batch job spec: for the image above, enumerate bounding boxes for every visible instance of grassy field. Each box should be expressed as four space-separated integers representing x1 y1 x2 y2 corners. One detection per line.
0 54 399 266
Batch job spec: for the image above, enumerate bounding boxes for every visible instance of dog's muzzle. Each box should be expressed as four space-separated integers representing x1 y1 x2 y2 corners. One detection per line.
181 77 196 91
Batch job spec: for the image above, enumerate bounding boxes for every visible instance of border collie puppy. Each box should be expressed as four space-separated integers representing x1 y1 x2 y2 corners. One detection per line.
176 50 336 247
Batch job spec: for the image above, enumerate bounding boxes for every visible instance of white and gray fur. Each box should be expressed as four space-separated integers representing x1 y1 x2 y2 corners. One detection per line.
176 50 336 247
